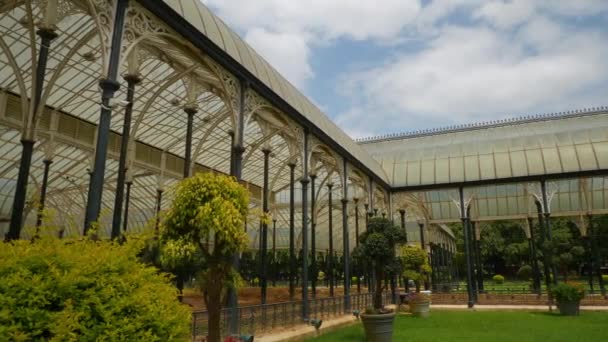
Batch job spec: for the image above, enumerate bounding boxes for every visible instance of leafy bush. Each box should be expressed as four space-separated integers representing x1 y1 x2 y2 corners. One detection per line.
351 276 358 284
161 173 249 342
401 246 432 292
602 275 608 284
492 274 505 284
0 237 191 341
517 265 533 280
318 271 325 281
551 282 585 303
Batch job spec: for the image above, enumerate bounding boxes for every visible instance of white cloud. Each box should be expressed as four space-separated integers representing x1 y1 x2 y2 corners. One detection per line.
336 2 608 136
202 0 421 88
202 0 608 137
244 28 314 89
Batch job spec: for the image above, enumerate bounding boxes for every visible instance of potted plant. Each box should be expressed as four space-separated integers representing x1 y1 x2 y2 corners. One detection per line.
551 282 585 316
353 217 407 342
408 292 431 317
400 246 432 317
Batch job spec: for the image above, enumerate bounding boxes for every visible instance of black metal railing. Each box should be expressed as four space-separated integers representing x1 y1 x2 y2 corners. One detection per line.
191 291 392 340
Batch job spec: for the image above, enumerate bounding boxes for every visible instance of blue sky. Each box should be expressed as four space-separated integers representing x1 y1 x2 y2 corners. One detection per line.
203 0 608 138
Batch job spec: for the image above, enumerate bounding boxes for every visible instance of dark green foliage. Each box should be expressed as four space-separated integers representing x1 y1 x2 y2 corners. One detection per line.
492 274 505 284
517 265 533 280
0 237 191 341
551 282 585 303
353 218 407 309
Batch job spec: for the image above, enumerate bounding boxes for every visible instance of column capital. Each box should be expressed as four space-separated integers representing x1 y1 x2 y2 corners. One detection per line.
36 27 59 41
184 106 198 115
341 198 348 204
123 73 142 84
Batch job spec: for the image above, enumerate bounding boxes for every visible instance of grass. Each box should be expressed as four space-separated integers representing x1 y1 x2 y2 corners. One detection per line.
306 310 608 342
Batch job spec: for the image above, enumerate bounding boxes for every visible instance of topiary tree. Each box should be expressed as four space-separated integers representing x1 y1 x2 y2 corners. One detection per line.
161 173 249 342
400 245 432 292
353 217 407 311
0 237 191 340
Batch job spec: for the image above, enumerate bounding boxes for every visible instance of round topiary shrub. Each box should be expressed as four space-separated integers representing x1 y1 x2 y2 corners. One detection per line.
602 275 608 284
517 265 533 280
0 237 191 341
492 274 505 284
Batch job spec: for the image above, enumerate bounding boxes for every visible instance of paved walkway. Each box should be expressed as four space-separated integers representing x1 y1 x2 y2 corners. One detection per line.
254 304 608 342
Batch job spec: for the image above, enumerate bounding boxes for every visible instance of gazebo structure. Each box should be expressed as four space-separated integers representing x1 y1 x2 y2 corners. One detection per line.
1 0 606 333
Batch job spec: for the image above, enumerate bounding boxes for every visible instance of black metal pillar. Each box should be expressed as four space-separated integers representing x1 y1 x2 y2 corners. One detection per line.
459 187 475 308
430 243 437 291
84 0 129 232
227 83 245 334
540 180 558 285
310 174 317 299
300 132 310 320
418 221 425 250
111 74 140 239
183 107 196 178
589 214 606 295
154 189 162 233
355 198 361 293
475 237 484 293
528 217 542 294
535 200 553 302
470 222 480 297
288 162 296 301
122 180 132 232
327 183 334 297
35 159 53 230
8 27 58 240
399 209 407 243
260 148 270 304
342 159 350 311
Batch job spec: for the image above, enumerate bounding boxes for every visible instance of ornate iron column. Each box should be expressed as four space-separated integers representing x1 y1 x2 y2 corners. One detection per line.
300 133 310 320
364 203 369 228
122 179 132 232
154 189 163 233
8 25 58 240
111 74 141 239
470 222 479 299
399 209 407 242
534 200 553 302
327 183 334 297
354 198 361 293
589 214 606 295
183 107 196 178
528 217 542 294
260 148 271 304
227 82 245 334
418 221 425 250
288 162 296 301
35 159 53 230
540 180 558 285
310 174 317 299
459 187 475 308
341 159 350 311
84 0 129 232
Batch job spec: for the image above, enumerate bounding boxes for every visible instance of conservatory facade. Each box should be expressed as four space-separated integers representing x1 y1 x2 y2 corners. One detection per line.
1 0 607 328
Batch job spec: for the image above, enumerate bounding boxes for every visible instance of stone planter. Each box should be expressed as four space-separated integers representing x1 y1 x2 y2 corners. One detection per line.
361 312 396 342
557 301 580 316
409 300 431 317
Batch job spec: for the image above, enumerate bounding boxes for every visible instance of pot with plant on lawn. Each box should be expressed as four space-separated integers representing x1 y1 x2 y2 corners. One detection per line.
400 245 432 317
353 217 407 342
551 282 585 316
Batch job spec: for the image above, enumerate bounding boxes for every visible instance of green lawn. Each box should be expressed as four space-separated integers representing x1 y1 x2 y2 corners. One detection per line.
306 310 608 342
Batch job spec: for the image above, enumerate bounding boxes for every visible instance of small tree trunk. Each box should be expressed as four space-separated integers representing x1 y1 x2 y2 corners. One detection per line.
374 269 384 309
206 271 224 342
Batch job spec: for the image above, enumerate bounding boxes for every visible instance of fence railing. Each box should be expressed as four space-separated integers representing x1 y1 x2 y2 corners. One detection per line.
191 291 392 340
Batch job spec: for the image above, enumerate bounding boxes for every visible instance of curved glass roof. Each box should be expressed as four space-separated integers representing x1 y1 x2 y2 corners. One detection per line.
361 110 608 188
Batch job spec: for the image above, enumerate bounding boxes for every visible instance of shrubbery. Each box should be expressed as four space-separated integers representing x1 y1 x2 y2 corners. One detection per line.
551 282 585 303
492 274 505 284
0 237 191 341
517 265 532 280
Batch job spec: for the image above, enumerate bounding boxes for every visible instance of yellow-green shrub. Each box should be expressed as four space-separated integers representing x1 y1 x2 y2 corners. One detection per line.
0 237 191 341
